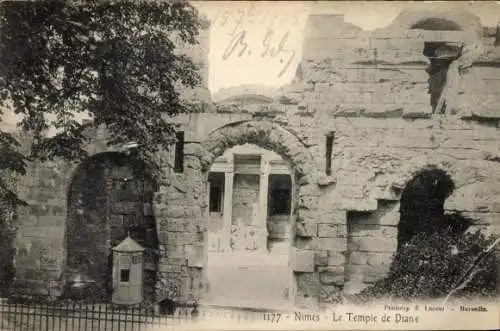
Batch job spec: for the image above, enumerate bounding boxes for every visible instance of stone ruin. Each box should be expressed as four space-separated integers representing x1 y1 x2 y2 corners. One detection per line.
3 8 500 308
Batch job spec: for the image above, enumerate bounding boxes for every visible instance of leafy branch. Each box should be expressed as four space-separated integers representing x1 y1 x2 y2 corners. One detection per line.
0 0 204 204
442 236 500 304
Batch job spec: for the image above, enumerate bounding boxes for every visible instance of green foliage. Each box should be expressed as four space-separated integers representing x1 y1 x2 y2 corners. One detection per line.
156 276 181 303
350 227 499 303
0 0 203 203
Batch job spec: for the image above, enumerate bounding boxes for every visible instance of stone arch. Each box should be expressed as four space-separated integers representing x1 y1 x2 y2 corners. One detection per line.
381 156 489 240
388 9 483 36
199 120 325 229
63 150 158 301
200 120 320 185
197 119 325 305
378 155 498 216
220 94 274 104
411 18 463 31
386 155 474 198
390 10 485 115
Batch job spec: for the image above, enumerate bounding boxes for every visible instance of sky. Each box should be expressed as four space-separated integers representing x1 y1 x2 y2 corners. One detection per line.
193 1 500 95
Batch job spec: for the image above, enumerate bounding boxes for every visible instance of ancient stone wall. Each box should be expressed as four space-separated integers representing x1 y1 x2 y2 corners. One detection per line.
160 10 499 305
10 9 500 307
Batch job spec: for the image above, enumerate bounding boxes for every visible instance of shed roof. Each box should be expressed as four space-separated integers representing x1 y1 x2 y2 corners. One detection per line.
112 236 144 252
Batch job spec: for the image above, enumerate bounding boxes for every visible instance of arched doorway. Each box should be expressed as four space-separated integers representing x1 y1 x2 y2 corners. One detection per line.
64 152 158 302
196 120 323 309
397 168 472 251
203 144 297 308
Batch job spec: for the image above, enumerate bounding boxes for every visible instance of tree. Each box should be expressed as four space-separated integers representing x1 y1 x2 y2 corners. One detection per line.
0 0 204 202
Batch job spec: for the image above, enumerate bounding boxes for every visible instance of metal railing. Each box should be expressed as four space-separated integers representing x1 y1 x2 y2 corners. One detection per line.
0 299 196 331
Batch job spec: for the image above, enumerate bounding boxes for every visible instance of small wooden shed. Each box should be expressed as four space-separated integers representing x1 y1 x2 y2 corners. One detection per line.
111 235 145 305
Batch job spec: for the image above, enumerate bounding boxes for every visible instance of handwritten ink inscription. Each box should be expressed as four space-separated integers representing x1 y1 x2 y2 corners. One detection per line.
222 29 296 78
214 7 299 78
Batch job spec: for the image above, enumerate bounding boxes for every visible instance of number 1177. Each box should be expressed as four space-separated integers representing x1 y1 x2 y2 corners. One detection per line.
263 313 282 323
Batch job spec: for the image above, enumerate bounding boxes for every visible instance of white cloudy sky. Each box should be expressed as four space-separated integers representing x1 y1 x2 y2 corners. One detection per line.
193 1 500 95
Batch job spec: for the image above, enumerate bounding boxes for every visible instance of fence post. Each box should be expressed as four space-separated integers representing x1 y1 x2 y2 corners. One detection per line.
90 302 95 331
64 301 68 331
83 301 87 331
103 303 108 331
98 303 103 331
11 301 15 331
58 301 62 331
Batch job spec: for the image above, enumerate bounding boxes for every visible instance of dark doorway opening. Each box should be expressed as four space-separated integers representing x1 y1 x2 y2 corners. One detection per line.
397 169 455 250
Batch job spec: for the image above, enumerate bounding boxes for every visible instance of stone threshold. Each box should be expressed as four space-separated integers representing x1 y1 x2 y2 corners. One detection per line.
198 299 296 313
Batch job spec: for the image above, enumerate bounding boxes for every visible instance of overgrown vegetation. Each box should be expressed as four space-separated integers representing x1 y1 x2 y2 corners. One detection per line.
349 227 498 303
340 169 499 304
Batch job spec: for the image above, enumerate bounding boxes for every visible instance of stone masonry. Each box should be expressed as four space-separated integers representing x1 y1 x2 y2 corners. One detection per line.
7 8 500 308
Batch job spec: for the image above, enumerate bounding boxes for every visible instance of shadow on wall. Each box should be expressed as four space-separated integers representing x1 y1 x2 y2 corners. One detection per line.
397 168 472 251
62 152 159 303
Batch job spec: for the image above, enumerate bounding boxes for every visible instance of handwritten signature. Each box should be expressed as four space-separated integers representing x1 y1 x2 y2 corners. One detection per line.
222 29 296 78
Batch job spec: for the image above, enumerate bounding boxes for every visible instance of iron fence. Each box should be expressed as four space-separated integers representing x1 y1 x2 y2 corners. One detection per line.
0 299 196 331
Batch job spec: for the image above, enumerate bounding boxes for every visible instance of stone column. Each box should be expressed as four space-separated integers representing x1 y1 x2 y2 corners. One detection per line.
221 164 234 252
256 158 270 251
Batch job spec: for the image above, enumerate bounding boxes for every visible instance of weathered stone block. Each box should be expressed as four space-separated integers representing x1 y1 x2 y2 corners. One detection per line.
291 248 315 272
445 181 500 213
363 105 404 118
185 245 204 268
295 222 317 238
318 210 346 224
163 219 184 232
336 185 365 199
296 237 347 252
349 236 397 253
159 263 182 273
315 250 328 266
349 224 398 238
164 205 186 218
402 103 433 118
318 266 344 286
327 252 345 266
348 251 394 267
356 265 391 284
318 224 345 238
109 215 123 228
295 272 320 304
340 199 378 211
111 202 140 215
